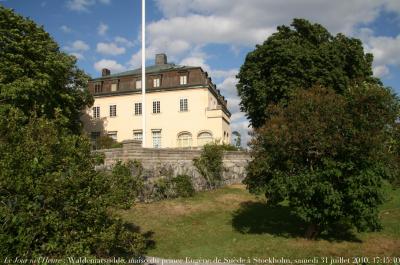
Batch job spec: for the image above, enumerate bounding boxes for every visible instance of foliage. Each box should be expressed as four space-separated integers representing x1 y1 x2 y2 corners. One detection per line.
0 5 93 134
236 18 378 128
172 174 196 198
232 131 242 149
244 85 400 237
0 113 147 258
108 160 144 209
146 174 195 201
94 135 123 150
193 143 225 189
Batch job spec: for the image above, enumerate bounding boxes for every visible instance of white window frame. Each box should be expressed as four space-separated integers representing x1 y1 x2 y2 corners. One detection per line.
111 83 118 92
179 98 188 112
177 132 192 148
153 77 160 88
92 106 100 118
180 75 187 85
108 131 117 141
134 102 142 116
152 130 162 148
197 131 213 146
152 100 160 114
109 105 117 117
135 80 142 89
133 130 143 141
94 83 102 93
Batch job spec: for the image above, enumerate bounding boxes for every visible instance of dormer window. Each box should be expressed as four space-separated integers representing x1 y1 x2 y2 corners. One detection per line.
180 75 187 85
111 82 118 92
153 77 160 88
94 83 102 93
136 80 142 89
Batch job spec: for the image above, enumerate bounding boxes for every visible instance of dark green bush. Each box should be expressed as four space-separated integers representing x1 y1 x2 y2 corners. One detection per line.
0 114 147 258
193 143 225 189
95 135 123 150
173 174 195 197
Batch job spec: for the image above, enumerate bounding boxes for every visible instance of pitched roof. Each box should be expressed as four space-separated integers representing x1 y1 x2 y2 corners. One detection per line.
91 63 198 80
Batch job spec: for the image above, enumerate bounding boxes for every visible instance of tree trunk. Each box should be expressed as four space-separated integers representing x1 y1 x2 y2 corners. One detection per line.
305 223 320 239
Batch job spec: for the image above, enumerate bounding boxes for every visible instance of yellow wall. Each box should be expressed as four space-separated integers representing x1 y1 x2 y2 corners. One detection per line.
83 87 231 148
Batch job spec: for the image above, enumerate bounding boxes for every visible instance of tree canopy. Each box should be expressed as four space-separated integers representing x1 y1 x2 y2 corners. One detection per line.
0 5 92 133
245 84 399 237
236 18 378 128
0 6 147 258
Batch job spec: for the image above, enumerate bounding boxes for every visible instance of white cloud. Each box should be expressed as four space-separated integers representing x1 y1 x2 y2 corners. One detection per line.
72 40 89 51
179 55 210 72
373 65 390 77
97 22 108 36
96 42 126 55
60 25 72 33
64 40 89 52
115 36 135 47
66 0 94 12
66 0 110 12
357 28 400 77
94 59 126 73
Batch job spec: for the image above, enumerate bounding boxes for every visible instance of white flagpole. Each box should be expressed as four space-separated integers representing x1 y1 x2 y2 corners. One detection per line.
141 0 146 147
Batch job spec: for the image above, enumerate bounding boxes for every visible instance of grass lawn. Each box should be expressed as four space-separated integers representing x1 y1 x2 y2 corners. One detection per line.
120 184 400 260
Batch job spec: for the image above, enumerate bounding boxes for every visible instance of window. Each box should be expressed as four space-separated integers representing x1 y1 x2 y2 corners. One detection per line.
180 98 188 112
177 132 192 148
90 131 100 141
107 131 117 141
197 131 213 146
153 77 160 87
92 106 100 118
180 75 187 85
133 130 143 141
111 83 117 92
136 80 142 89
94 83 102 93
153 101 160 113
152 130 161 148
134 103 142 115
110 105 117 117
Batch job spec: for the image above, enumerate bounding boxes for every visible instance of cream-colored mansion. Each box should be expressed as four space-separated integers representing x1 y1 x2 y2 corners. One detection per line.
82 54 231 148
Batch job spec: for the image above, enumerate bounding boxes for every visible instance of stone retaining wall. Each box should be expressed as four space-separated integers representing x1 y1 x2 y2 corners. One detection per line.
96 140 251 190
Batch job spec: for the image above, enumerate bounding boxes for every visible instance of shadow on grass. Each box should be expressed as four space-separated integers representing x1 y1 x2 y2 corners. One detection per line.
231 201 361 242
112 223 156 258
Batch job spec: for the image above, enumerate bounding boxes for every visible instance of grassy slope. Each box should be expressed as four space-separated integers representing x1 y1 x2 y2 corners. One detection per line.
120 184 400 259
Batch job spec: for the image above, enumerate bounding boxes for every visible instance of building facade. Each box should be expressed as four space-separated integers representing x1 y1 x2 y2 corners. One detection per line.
82 54 231 148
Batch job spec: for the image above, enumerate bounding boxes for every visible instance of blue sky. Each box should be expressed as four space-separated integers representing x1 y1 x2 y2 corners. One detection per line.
2 0 400 146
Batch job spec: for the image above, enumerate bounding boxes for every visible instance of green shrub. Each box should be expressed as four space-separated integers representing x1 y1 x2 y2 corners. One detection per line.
95 135 123 150
193 143 224 189
0 114 147 258
173 174 195 197
109 160 144 209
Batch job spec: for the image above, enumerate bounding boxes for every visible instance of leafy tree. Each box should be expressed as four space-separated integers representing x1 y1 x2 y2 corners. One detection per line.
193 143 225 189
0 112 147 258
0 5 92 133
0 6 147 258
232 131 241 148
244 85 399 238
237 18 378 128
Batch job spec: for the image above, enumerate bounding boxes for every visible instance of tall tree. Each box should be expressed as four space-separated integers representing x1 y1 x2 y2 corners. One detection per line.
0 6 147 258
0 5 92 133
245 85 399 237
236 18 378 128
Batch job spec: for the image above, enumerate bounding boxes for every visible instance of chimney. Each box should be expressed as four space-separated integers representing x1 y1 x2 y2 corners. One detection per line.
102 68 110 77
155 53 167 65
